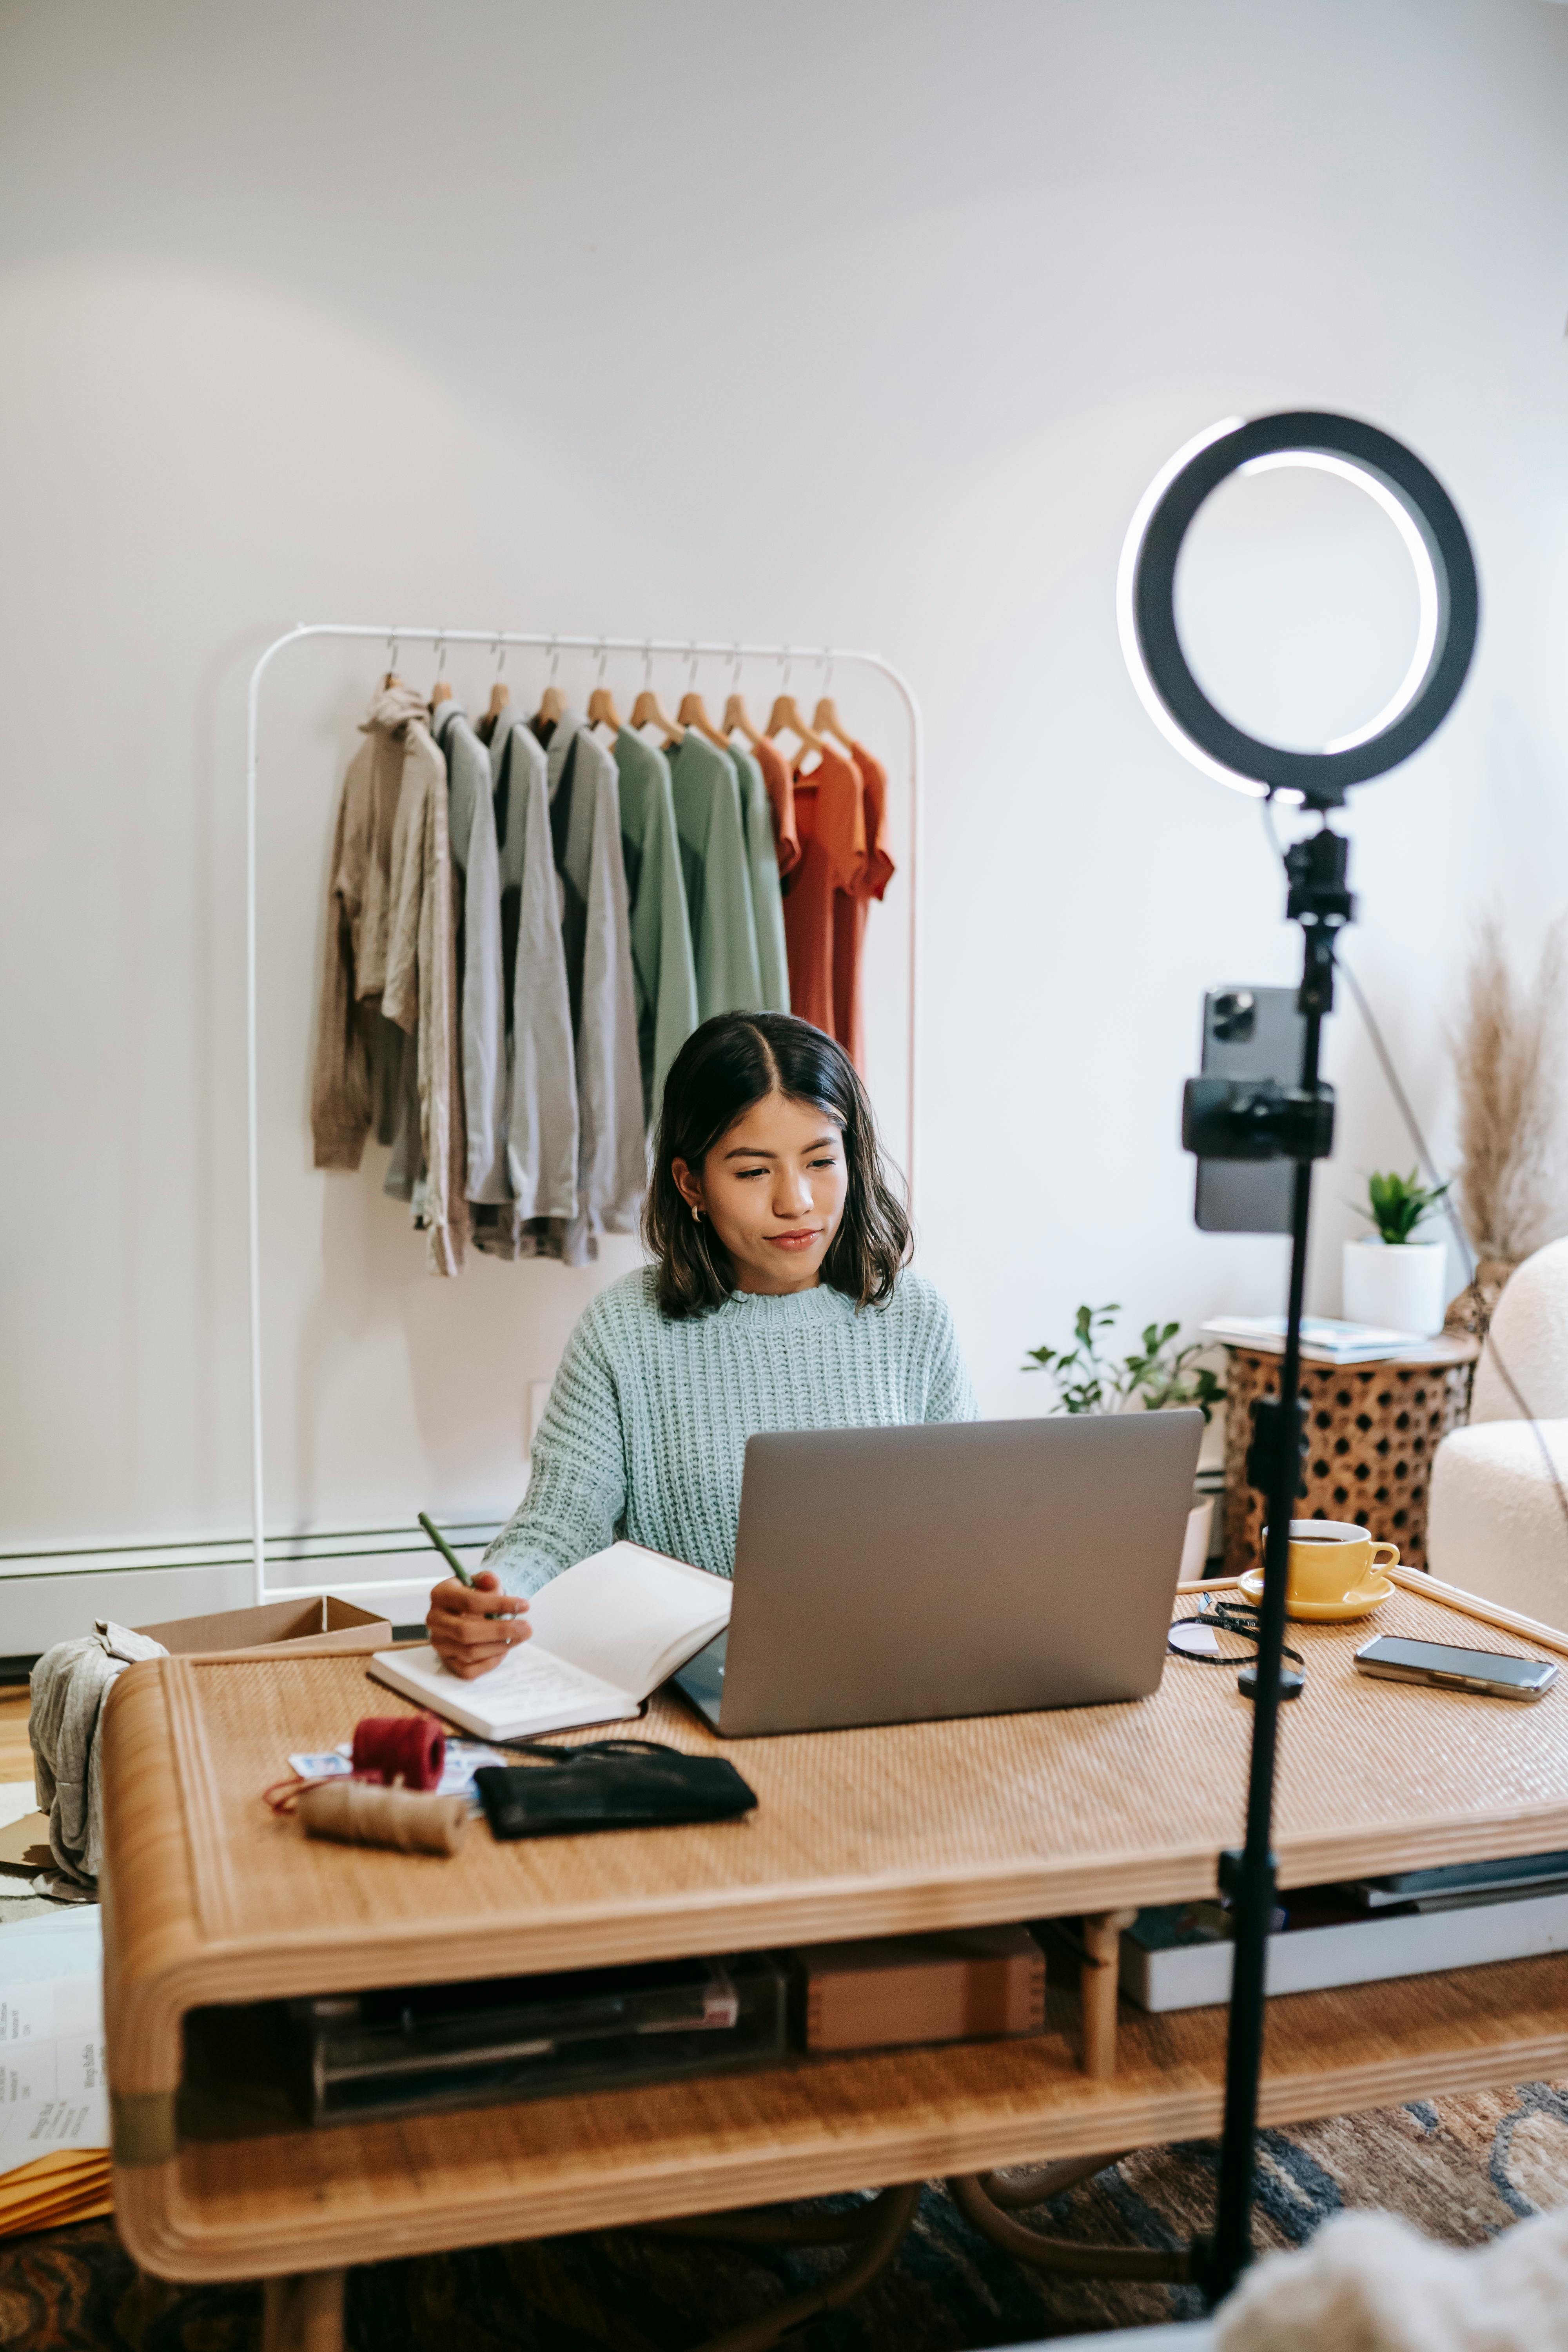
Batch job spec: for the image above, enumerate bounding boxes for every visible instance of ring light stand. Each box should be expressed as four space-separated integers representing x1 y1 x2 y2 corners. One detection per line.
1117 411 1479 2303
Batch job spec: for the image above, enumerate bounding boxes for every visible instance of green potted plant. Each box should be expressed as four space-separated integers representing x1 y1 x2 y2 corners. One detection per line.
1342 1169 1451 1337
1024 1304 1224 1420
1024 1306 1224 1577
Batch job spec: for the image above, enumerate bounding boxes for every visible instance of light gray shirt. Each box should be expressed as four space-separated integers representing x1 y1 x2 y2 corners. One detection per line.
31 1621 167 1884
436 700 509 1204
545 717 645 1262
489 713 579 1225
729 738 790 1014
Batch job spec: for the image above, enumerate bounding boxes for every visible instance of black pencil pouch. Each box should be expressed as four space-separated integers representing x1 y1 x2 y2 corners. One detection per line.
475 1740 759 1840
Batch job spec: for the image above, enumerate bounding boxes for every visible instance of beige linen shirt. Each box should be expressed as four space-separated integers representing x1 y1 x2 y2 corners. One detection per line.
309 682 426 1169
383 704 469 1276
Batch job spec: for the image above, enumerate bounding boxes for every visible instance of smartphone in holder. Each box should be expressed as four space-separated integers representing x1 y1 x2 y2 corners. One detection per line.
1194 987 1307 1234
1354 1635 1559 1702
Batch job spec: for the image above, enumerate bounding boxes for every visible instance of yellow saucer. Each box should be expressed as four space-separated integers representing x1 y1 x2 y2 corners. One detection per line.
1238 1567 1396 1622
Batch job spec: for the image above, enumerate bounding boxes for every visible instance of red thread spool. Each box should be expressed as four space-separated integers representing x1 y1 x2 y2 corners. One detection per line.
352 1715 445 1791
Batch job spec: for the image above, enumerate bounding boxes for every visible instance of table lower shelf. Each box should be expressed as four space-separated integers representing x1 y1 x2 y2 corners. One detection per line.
117 1950 1568 2282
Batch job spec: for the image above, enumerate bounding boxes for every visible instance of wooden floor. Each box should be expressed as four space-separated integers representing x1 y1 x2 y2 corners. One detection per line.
0 1690 32 1786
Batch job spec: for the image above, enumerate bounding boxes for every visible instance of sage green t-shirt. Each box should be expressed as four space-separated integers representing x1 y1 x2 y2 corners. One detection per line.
612 728 699 1120
728 738 790 1014
668 731 764 1020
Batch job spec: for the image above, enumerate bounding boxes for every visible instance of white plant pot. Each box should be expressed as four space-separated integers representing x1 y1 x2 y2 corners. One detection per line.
1180 1499 1214 1581
1341 1236 1448 1339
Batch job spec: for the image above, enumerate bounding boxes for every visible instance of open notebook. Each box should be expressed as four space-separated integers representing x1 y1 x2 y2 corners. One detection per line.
368 1543 733 1741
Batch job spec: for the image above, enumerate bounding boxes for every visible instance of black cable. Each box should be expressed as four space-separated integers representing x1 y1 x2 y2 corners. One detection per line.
1169 1598 1305 1673
1259 796 1568 1549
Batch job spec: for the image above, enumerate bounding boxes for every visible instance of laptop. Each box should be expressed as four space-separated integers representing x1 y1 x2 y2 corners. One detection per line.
673 1410 1204 1737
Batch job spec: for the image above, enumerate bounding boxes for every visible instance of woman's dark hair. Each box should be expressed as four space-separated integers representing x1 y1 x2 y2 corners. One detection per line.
644 1013 912 1319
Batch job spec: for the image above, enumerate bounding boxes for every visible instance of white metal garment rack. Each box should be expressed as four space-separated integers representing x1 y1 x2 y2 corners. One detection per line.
245 624 924 1606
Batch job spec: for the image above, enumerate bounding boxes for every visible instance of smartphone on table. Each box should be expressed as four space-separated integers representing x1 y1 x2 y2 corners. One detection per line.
1354 1635 1558 1702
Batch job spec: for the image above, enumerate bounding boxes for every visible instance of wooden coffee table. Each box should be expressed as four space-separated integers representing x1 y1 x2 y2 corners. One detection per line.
101 1570 1568 2348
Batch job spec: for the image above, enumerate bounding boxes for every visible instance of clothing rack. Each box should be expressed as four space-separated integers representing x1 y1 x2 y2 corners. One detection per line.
245 624 924 1605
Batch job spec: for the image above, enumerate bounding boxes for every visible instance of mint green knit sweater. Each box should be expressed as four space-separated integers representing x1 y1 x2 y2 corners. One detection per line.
484 1266 977 1596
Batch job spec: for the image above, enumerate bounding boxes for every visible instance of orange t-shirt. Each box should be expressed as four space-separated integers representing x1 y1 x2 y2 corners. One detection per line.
781 744 865 1049
832 740 895 1071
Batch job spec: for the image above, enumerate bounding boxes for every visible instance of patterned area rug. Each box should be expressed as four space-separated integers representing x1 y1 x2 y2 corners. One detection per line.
4 2081 1567 2350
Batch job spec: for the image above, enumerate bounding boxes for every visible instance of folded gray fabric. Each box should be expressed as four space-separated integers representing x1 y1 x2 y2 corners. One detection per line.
29 1621 167 1884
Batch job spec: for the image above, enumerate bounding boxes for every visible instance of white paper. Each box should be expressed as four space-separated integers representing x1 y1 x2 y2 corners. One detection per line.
371 1544 731 1738
0 1910 106 2169
375 1642 632 1740
0 2034 107 2164
1 1974 101 2045
526 1543 731 1695
0 1782 39 1833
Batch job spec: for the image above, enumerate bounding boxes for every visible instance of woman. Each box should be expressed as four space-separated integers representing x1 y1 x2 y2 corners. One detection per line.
426 1012 976 1676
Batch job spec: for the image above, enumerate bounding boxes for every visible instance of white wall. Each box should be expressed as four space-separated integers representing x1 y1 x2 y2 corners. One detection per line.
2 0 1566 1571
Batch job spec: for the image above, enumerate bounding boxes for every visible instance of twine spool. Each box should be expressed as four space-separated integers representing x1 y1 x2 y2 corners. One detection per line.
351 1715 445 1789
297 1780 467 1856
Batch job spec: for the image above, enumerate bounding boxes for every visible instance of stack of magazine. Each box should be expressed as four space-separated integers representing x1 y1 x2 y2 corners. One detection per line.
1121 1848 1568 2011
290 1951 787 2125
1199 1314 1441 1365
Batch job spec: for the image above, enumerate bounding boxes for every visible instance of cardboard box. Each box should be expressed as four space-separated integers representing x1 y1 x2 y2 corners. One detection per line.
0 1810 52 1875
789 1924 1045 2053
2 1598 394 1882
134 1594 393 1661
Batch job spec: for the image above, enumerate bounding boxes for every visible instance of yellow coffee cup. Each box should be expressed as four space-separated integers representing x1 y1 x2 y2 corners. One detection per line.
1263 1519 1399 1608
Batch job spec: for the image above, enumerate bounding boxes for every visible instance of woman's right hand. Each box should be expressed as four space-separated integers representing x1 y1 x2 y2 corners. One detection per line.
425 1570 531 1679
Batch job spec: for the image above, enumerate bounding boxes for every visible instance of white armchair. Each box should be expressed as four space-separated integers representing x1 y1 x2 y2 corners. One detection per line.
1427 1236 1568 1631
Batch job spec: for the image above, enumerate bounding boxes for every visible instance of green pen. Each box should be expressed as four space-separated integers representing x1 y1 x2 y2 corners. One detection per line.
418 1513 512 1621
418 1512 475 1585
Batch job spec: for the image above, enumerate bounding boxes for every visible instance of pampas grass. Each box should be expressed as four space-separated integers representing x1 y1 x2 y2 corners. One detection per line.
1452 911 1568 1263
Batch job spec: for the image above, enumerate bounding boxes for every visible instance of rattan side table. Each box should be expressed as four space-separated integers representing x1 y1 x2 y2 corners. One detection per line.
1221 1336 1479 1577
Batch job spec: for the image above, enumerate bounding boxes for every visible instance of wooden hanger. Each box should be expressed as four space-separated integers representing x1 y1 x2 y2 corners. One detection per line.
812 694 856 753
535 642 567 732
631 647 684 744
586 644 622 735
630 685 684 744
486 639 511 722
428 643 452 708
766 690 827 754
678 690 728 748
675 650 724 746
724 690 763 748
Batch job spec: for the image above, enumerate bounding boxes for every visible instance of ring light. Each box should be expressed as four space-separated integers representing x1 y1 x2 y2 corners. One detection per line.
1116 410 1479 807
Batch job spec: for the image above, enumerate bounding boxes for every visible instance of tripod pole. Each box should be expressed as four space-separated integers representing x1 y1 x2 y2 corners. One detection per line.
1204 1128 1314 2294
1198 827 1346 2305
